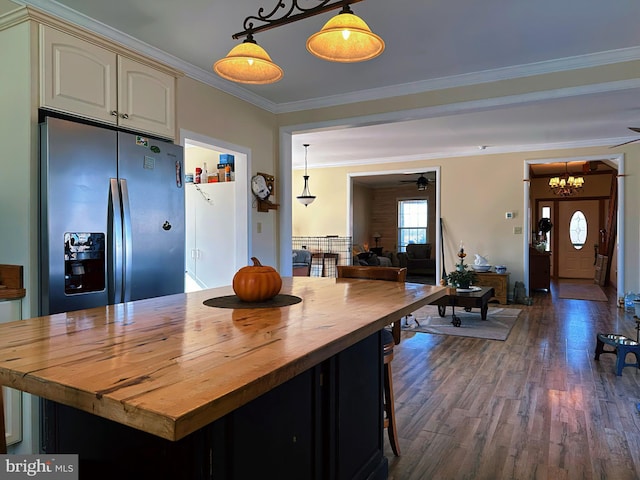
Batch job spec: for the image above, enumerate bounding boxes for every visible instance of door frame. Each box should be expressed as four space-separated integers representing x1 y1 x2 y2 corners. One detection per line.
179 129 251 278
524 154 624 298
347 168 441 278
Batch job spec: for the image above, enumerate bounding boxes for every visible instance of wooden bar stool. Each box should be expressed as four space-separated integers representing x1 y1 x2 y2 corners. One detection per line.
381 328 400 456
336 265 406 456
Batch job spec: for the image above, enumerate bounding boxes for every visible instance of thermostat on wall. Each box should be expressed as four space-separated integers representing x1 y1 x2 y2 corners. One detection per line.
505 211 514 219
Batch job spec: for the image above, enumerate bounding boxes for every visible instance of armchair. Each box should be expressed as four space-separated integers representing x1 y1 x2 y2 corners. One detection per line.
292 249 312 276
403 243 436 277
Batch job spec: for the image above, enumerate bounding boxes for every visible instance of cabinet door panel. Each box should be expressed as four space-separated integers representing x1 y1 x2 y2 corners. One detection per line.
40 26 117 124
213 368 319 480
118 57 175 138
334 333 385 480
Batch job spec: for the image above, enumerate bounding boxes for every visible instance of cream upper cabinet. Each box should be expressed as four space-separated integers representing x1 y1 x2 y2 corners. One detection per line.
40 25 176 139
40 25 117 125
117 56 175 139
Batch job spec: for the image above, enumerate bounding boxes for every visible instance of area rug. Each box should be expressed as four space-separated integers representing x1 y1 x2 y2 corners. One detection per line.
557 283 608 301
400 306 522 341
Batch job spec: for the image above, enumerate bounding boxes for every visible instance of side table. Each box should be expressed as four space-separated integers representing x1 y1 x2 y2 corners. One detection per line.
474 271 510 304
429 286 495 327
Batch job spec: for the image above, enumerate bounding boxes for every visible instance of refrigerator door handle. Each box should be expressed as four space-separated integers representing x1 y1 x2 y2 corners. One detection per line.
120 178 133 303
109 178 124 304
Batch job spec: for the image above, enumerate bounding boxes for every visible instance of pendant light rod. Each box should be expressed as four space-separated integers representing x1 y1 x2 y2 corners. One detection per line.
303 143 310 176
232 0 363 40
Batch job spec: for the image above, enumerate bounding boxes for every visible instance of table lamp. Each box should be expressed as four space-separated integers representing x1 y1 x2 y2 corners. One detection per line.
373 232 381 248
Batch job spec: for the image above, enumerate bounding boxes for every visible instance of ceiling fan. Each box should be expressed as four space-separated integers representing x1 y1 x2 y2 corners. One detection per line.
400 173 434 191
611 127 640 148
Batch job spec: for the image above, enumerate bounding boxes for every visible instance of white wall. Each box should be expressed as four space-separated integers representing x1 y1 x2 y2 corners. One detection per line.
177 77 278 268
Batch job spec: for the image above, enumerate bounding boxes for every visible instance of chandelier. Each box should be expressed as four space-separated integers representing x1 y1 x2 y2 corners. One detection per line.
548 163 585 197
213 0 385 85
297 144 316 206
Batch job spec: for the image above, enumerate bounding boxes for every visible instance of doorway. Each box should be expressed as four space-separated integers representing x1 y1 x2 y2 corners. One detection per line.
557 200 599 279
525 154 624 299
348 168 441 280
180 130 250 291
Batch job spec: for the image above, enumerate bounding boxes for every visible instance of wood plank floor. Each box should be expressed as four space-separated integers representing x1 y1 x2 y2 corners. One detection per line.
385 279 640 479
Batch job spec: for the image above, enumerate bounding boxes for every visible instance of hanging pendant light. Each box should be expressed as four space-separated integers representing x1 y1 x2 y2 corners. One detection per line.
213 34 283 85
306 4 385 63
215 1 385 84
297 144 316 207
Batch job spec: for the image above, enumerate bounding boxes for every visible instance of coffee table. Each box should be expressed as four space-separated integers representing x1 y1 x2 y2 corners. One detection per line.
429 286 495 327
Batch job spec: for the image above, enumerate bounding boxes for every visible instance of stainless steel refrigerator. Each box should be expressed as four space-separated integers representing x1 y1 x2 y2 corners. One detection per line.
40 116 185 315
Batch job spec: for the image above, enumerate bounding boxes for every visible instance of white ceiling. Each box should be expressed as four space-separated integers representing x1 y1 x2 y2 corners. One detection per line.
16 0 640 171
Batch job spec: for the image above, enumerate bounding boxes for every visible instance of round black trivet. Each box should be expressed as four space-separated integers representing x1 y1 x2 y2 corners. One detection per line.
203 294 302 309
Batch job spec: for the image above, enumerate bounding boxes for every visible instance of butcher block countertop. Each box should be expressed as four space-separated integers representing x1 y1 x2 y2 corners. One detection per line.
0 277 444 441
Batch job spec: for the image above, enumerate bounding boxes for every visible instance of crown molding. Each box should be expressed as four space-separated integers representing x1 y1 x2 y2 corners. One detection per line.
12 0 640 115
0 4 46 30
183 66 277 112
276 46 640 113
289 78 640 163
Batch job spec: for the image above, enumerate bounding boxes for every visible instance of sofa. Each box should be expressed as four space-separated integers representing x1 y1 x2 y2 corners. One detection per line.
402 243 435 277
352 244 392 267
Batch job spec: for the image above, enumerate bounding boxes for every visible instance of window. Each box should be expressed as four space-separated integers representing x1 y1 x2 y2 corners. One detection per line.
569 210 587 249
398 199 428 251
541 206 551 252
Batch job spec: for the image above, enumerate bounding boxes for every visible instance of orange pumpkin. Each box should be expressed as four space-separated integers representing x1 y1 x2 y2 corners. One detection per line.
232 257 282 302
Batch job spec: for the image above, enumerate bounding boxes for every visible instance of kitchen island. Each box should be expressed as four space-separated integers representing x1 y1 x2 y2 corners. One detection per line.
0 277 444 479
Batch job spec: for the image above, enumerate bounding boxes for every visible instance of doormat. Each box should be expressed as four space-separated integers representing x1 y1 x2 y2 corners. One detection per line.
400 306 522 341
557 283 608 301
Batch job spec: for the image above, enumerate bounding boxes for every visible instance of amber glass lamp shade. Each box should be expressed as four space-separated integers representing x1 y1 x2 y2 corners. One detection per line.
214 38 283 84
306 9 385 63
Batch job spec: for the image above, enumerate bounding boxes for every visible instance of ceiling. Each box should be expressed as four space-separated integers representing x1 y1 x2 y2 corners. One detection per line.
17 0 640 173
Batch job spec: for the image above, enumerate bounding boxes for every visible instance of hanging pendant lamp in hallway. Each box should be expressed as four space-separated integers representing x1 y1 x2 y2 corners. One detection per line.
297 144 316 206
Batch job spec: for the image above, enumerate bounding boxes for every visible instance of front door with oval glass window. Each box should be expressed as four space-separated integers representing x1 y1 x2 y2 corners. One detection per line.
557 200 599 279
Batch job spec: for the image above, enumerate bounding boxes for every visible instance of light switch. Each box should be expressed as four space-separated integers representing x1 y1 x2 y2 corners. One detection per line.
257 222 262 234
513 226 522 235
